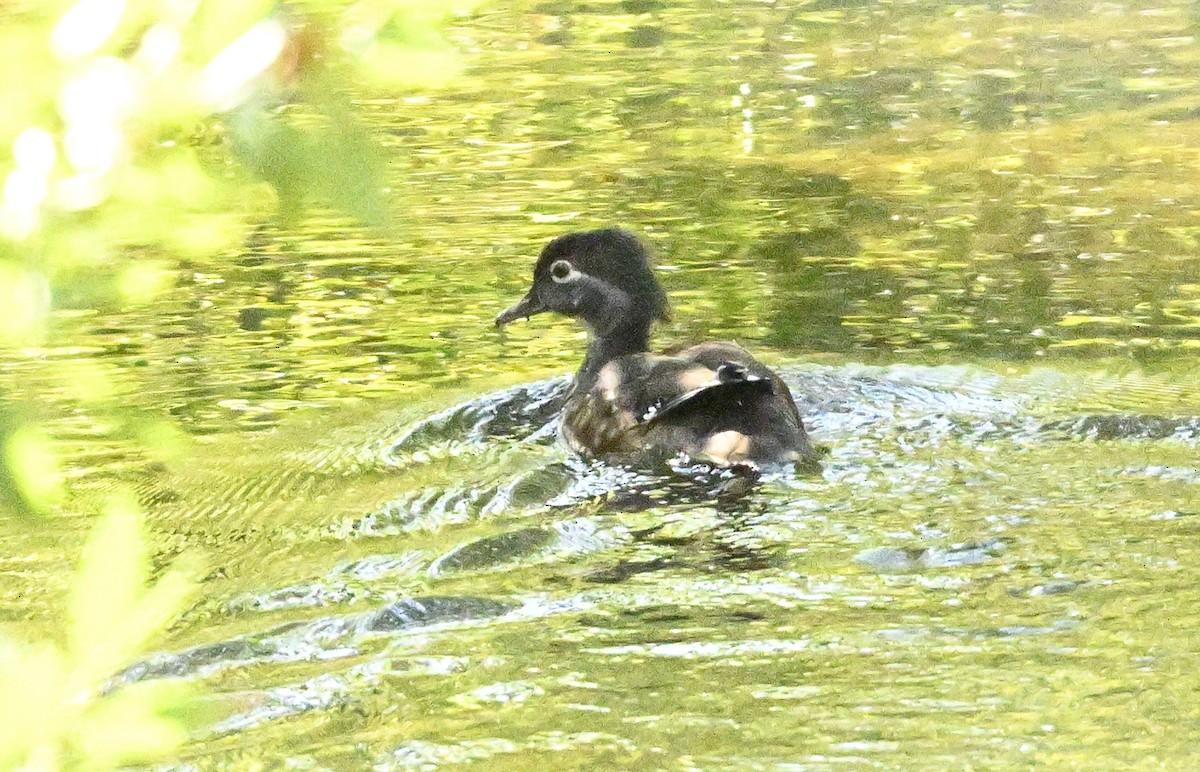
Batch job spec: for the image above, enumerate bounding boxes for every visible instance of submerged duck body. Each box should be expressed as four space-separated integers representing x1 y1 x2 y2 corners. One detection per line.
495 228 818 469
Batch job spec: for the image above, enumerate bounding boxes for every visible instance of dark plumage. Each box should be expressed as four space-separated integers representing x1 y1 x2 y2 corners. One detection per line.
495 228 819 470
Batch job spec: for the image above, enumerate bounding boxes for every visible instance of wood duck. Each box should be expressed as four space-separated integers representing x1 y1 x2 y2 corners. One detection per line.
495 228 820 470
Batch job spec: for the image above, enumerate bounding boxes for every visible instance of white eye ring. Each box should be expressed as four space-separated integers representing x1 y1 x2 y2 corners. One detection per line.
549 259 580 283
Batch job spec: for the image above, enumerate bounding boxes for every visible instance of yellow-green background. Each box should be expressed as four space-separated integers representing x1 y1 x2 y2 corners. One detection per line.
3 0 1200 767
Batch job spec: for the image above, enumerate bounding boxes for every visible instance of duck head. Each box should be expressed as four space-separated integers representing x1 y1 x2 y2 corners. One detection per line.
495 228 669 338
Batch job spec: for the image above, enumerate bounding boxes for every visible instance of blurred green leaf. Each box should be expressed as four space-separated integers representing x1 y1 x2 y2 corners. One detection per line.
118 261 175 305
0 262 50 347
68 494 197 685
315 106 389 228
0 29 55 138
0 639 67 770
190 0 279 61
227 98 388 229
359 42 464 89
68 495 147 675
137 421 190 464
0 0 479 764
0 492 200 769
74 680 195 771
2 425 65 517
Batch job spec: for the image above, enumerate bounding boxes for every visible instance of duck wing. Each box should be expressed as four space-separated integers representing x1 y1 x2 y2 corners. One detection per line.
661 341 803 418
642 374 775 426
561 342 816 466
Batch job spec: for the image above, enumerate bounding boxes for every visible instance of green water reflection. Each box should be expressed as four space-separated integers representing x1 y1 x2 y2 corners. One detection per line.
4 0 1200 767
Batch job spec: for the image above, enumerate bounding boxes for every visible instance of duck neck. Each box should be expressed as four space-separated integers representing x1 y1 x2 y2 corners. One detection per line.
574 318 652 392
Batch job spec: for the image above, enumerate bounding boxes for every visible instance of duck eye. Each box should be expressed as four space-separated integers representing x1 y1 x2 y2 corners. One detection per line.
549 260 575 283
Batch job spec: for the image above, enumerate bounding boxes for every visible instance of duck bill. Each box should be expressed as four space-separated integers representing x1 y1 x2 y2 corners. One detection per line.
495 292 547 328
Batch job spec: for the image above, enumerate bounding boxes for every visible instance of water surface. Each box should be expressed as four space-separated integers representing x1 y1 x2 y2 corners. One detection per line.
3 0 1200 767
